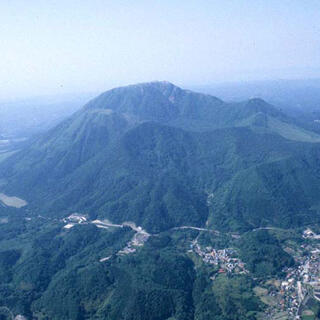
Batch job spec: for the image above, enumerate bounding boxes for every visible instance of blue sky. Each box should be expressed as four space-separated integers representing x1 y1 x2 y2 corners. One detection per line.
0 0 319 99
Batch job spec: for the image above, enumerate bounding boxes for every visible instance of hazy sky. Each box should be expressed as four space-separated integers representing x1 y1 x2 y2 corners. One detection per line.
0 0 320 99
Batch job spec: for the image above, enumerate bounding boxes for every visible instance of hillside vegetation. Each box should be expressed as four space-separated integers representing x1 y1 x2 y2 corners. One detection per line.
1 82 320 232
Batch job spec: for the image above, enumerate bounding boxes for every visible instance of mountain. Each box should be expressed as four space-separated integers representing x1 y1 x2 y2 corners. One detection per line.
1 82 320 319
191 79 320 136
191 79 320 114
1 81 320 233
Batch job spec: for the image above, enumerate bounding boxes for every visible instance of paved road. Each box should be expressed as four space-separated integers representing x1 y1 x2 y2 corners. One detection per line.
172 226 220 234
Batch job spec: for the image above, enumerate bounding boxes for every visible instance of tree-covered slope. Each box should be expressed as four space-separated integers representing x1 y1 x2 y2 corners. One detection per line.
0 218 265 320
1 82 320 232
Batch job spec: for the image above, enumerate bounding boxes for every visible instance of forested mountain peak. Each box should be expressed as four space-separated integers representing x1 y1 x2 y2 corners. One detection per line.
1 81 320 234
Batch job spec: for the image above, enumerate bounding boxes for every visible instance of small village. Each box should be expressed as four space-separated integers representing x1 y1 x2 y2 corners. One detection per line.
256 228 320 320
190 240 249 275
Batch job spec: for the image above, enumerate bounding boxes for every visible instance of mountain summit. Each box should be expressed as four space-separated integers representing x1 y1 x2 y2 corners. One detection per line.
84 81 223 123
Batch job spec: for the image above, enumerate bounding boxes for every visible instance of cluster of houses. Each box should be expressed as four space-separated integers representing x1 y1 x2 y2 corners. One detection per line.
190 242 248 274
266 235 320 319
279 275 304 317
